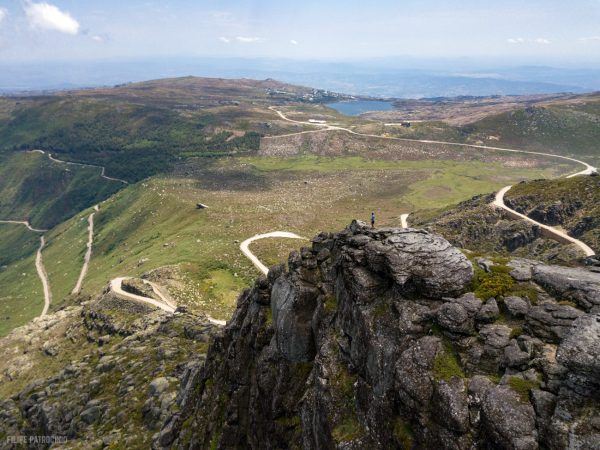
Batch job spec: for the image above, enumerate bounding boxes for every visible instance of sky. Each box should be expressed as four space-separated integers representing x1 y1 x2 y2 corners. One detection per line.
0 0 599 65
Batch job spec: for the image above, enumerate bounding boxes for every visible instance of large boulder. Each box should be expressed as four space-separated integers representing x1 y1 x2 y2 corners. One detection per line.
526 303 584 343
481 385 538 450
363 227 473 298
532 265 600 312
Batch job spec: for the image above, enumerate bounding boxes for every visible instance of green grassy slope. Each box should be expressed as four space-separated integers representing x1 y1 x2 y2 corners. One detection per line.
463 101 600 165
0 224 43 336
0 153 574 337
0 151 121 229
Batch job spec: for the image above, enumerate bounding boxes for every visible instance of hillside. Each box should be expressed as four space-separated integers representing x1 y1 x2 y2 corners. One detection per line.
2 223 598 449
0 77 342 182
505 175 600 254
410 174 600 264
0 151 121 229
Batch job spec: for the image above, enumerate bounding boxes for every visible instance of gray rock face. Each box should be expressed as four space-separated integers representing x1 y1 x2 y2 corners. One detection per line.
526 303 584 343
556 313 600 385
505 296 531 318
532 265 600 312
363 226 473 298
271 276 319 362
26 221 583 450
481 385 538 450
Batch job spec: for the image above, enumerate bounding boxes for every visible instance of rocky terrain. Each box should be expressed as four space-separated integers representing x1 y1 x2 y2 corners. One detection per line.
505 175 600 255
153 222 600 449
1 223 599 449
410 191 595 266
0 287 221 449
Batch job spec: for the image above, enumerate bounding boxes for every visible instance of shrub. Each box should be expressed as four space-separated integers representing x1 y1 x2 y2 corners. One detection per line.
508 376 540 402
472 264 515 300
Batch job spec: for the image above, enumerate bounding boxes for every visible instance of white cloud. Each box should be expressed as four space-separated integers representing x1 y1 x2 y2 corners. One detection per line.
219 36 231 43
507 37 551 45
24 1 80 35
235 36 263 43
0 8 7 24
579 36 600 42
91 35 104 43
290 39 298 45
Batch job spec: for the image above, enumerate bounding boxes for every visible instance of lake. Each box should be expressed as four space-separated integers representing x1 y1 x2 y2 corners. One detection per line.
326 100 395 116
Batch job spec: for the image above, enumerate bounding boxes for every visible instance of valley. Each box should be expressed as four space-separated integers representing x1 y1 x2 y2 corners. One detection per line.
2 77 599 337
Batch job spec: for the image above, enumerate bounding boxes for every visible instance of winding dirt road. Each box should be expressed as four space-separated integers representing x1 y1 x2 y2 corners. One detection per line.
30 150 128 184
0 220 51 316
269 107 597 255
492 186 595 257
268 107 597 174
240 231 307 275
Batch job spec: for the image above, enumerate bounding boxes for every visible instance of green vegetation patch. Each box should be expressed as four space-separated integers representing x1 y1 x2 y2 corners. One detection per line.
508 376 541 403
332 416 363 443
393 416 415 450
433 342 465 381
471 264 515 301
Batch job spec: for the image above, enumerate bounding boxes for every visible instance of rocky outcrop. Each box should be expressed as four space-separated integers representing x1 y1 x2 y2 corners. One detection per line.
532 264 600 312
157 222 600 449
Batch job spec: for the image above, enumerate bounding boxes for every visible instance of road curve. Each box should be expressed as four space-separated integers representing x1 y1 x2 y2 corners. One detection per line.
240 231 307 275
109 277 226 325
270 107 597 254
492 186 595 257
29 150 129 184
0 220 51 316
0 220 48 233
268 108 597 176
110 277 176 312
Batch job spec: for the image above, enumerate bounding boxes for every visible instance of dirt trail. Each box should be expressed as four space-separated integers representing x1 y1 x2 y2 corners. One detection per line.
270 108 597 255
492 186 595 257
36 236 51 316
240 231 306 275
0 220 51 316
71 206 98 295
30 150 129 184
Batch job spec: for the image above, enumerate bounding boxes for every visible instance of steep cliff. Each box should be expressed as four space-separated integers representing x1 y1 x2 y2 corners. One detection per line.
158 222 600 449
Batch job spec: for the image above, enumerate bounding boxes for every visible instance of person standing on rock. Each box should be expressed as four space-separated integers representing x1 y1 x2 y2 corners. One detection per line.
371 212 375 228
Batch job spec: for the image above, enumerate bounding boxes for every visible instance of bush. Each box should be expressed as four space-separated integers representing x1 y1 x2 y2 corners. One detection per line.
508 376 540 402
471 265 515 300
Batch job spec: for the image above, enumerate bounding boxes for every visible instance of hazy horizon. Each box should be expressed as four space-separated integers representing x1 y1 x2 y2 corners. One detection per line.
1 1 600 96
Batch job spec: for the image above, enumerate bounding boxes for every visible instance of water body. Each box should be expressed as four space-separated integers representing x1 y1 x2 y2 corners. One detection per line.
326 100 395 116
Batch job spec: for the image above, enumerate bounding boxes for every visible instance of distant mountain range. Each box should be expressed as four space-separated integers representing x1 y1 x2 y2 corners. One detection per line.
1 57 599 98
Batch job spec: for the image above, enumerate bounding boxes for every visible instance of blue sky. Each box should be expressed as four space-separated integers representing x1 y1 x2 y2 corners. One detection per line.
0 0 599 64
